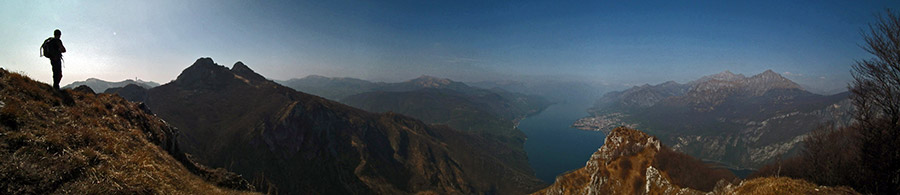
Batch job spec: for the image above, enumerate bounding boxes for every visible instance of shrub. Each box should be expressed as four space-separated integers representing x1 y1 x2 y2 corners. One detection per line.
653 146 737 192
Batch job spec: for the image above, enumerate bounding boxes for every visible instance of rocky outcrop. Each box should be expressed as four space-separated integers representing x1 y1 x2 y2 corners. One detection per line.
533 127 858 195
534 127 702 195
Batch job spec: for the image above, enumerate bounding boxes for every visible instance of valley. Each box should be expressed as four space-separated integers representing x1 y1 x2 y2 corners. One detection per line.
5 1 899 194
111 58 551 194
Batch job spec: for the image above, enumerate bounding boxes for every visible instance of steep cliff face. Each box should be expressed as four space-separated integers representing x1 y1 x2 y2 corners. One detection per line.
0 68 254 194
533 127 857 195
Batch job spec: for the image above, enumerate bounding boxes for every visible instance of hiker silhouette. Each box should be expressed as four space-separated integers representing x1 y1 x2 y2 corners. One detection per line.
40 29 67 90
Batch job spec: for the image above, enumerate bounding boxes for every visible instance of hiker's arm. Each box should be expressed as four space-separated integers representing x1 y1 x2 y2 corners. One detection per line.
59 41 66 53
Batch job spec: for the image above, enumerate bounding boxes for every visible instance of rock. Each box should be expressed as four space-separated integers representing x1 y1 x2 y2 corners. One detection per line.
533 127 858 194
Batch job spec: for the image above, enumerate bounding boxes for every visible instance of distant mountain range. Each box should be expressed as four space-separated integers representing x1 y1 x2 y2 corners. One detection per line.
116 58 546 194
341 76 552 137
276 75 381 101
469 79 611 103
63 78 160 92
340 76 553 175
574 70 852 169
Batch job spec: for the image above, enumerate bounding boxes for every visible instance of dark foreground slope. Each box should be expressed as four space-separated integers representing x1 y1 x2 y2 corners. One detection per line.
143 58 545 194
0 68 255 194
533 127 857 195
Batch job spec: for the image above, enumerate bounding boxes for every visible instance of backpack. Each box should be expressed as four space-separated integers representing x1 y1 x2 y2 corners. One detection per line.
40 37 59 59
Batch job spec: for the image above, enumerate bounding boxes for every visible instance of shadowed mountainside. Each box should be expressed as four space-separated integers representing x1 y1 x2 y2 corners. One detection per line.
0 68 255 194
103 84 150 103
341 77 551 146
285 74 552 150
139 58 546 194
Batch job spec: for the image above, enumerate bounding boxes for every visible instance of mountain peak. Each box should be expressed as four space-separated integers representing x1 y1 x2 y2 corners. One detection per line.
303 74 329 79
173 58 234 89
192 57 217 68
744 69 801 95
660 81 681 86
688 70 746 86
709 70 746 81
409 75 453 88
758 69 779 77
719 70 735 76
231 61 248 70
749 69 795 84
413 75 445 81
231 61 266 81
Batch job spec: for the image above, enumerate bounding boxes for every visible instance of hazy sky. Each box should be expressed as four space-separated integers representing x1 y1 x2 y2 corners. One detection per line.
1 0 898 91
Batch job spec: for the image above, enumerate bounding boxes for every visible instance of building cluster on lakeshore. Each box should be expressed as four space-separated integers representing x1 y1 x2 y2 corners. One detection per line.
571 112 637 133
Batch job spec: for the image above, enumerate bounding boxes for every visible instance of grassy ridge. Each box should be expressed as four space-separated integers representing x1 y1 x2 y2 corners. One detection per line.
0 69 253 194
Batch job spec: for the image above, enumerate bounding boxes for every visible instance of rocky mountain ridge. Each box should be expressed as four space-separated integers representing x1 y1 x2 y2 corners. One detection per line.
533 127 857 194
278 74 545 101
135 58 545 194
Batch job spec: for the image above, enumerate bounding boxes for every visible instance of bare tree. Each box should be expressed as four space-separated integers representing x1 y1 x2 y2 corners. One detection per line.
850 10 900 194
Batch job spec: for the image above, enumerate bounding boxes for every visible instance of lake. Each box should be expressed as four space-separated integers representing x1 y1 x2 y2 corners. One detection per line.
519 98 607 183
520 99 757 183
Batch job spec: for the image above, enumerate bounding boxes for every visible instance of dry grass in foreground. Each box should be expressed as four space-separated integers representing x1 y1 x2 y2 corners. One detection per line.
717 177 857 195
0 69 256 194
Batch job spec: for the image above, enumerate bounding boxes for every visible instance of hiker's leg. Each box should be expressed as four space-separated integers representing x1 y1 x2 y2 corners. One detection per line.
51 59 62 90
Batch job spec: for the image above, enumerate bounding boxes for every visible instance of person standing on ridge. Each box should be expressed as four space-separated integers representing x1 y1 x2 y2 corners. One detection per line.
40 29 66 90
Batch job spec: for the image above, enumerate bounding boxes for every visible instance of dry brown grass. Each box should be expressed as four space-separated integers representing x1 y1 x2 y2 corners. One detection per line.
0 69 256 194
654 146 736 192
722 177 857 195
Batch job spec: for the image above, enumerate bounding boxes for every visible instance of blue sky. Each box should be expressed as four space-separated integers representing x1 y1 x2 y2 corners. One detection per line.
1 0 897 92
